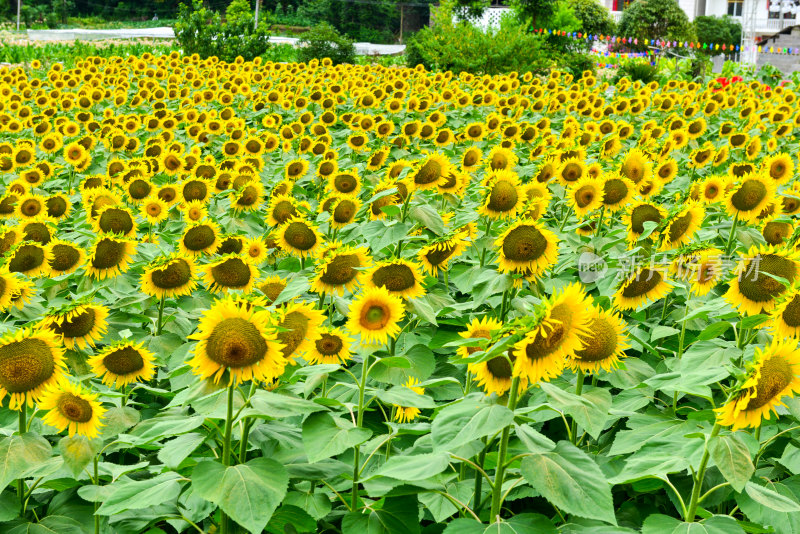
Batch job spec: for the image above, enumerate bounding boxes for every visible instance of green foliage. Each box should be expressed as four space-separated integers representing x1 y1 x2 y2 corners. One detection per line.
618 0 696 46
174 0 272 62
694 15 742 51
614 60 659 83
511 0 557 27
570 0 615 37
297 22 356 65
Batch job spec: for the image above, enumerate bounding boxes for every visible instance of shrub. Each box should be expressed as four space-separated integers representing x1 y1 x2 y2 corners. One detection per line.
614 61 659 83
570 0 615 37
175 0 271 62
617 0 695 47
694 15 741 53
297 23 356 65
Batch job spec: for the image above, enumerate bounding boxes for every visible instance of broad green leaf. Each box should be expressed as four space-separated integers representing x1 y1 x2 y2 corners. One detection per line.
127 414 205 443
282 491 331 521
266 505 317 534
0 491 17 521
376 386 436 409
696 322 731 341
249 390 327 418
96 473 183 515
410 204 444 235
443 514 557 534
431 397 514 451
341 495 420 534
514 424 556 453
192 458 289 534
371 344 435 385
7 516 86 534
708 433 754 492
651 326 680 341
372 453 450 481
157 433 206 469
540 383 611 439
100 406 140 438
779 444 800 475
609 418 689 456
737 480 800 533
0 433 52 491
520 441 616 525
641 514 681 534
745 481 800 512
58 435 103 478
643 514 745 534
302 412 372 463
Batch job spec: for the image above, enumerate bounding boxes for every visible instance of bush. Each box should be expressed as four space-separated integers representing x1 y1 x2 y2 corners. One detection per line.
694 15 741 53
570 0 615 37
175 0 271 62
297 23 356 65
614 61 658 83
617 0 695 47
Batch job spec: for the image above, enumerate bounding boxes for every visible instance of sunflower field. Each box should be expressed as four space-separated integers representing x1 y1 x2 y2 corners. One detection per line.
1 54 800 534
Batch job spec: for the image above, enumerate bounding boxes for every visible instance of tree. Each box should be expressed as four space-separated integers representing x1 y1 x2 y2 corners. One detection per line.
570 0 615 37
694 15 741 51
617 0 696 46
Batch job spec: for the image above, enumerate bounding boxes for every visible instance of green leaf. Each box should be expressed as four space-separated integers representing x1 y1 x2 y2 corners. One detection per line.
444 514 557 534
371 344 435 385
643 514 745 534
372 453 450 481
708 433 754 492
520 441 616 525
779 443 800 475
282 491 331 521
696 322 731 341
157 433 206 469
409 204 444 235
641 514 681 534
58 435 103 478
266 505 317 533
192 458 289 534
744 481 800 512
0 491 18 521
249 390 327 418
609 417 690 456
96 473 183 515
302 412 372 463
651 326 680 341
100 406 140 438
341 495 420 534
539 383 611 439
431 397 514 451
376 386 436 409
7 516 86 534
127 414 205 444
0 433 52 491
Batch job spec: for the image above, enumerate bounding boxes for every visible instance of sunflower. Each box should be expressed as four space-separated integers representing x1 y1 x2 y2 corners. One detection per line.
274 301 326 360
258 275 288 305
558 158 586 185
624 201 665 243
93 205 137 237
330 197 361 229
724 174 777 223
42 303 109 350
203 255 258 294
88 340 156 387
769 287 800 338
365 259 426 300
495 220 558 277
725 245 799 316
242 237 268 265
393 378 425 423
462 319 520 396
716 339 800 430
763 153 794 184
307 327 354 365
180 221 221 256
762 220 793 246
654 159 678 183
0 327 67 410
684 249 726 296
15 194 45 219
568 177 604 217
618 148 651 184
276 217 324 259
461 147 482 170
570 306 629 373
699 175 727 204
187 296 287 385
418 236 467 276
9 277 35 310
142 255 198 299
601 175 635 212
412 153 451 190
63 142 88 167
229 181 263 213
0 270 21 312
347 286 405 346
311 246 371 296
367 148 390 171
140 196 170 224
478 170 523 220
513 283 592 384
7 242 52 278
86 236 136 280
614 267 673 310
661 203 704 250
39 382 105 438
486 146 518 171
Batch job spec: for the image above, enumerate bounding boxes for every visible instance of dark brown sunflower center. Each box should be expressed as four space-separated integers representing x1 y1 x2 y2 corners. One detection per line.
331 174 356 194
46 197 67 218
271 201 296 225
668 212 694 243
316 333 343 355
486 355 512 378
731 180 767 211
425 243 457 266
0 338 55 393
99 208 134 235
206 317 268 368
287 162 304 177
23 223 50 245
487 180 519 212
770 161 788 180
466 330 490 355
764 221 792 245
20 199 42 216
129 179 151 199
745 356 793 410
333 200 357 224
92 239 126 269
415 160 443 185
502 226 547 262
320 254 361 285
184 225 216 252
696 263 716 283
622 269 662 298
603 179 629 205
658 164 675 180
50 244 80 272
58 393 93 422
574 317 616 362
183 181 208 201
0 195 17 215
284 222 317 251
235 186 259 207
210 258 251 288
9 244 45 273
50 310 96 338
630 205 662 234
259 281 286 303
621 160 642 182
562 163 582 182
218 237 243 255
362 304 390 330
737 254 796 303
103 346 145 375
372 264 415 293
491 153 509 170
278 311 310 358
782 296 800 327
151 260 191 289
575 185 596 208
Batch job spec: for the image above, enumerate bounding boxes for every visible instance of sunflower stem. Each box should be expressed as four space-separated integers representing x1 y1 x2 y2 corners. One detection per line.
17 405 26 517
569 370 585 445
220 382 236 534
686 422 722 522
351 353 370 511
156 294 166 336
594 207 606 237
754 425 761 443
480 219 493 268
558 205 571 231
93 456 99 534
489 376 520 521
724 213 739 256
472 438 488 512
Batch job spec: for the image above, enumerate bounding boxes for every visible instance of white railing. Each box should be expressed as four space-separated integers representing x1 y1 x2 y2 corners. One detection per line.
730 16 798 33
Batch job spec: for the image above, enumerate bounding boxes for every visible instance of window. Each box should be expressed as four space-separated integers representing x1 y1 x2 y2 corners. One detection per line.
768 0 795 18
613 0 634 10
728 0 743 16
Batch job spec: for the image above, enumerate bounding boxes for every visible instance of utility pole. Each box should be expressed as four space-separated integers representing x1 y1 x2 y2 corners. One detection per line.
254 0 260 28
17 0 21 31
